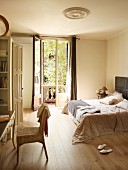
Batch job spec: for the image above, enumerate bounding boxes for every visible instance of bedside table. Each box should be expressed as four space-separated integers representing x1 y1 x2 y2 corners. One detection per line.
97 94 108 99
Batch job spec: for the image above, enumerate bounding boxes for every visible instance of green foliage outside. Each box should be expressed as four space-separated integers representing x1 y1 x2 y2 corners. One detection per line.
35 39 68 93
43 39 67 92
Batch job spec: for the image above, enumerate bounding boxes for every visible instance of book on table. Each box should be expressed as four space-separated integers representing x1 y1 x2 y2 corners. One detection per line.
0 115 9 122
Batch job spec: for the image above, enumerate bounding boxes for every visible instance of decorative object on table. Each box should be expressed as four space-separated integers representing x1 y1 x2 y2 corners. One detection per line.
0 15 9 36
96 86 108 99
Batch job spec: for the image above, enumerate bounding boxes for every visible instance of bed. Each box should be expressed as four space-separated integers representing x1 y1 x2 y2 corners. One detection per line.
62 76 128 144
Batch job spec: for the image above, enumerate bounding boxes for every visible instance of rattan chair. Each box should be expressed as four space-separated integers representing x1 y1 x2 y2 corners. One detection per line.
16 104 50 164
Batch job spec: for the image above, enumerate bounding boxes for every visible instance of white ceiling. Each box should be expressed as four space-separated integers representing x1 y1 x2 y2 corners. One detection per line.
1 0 128 39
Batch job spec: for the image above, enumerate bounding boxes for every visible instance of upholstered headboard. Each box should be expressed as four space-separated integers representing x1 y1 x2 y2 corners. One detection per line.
115 76 128 100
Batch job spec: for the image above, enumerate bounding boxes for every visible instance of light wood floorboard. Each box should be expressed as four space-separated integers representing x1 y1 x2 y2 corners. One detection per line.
0 106 128 170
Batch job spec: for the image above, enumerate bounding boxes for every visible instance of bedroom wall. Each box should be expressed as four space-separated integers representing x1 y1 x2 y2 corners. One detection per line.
76 39 106 99
106 30 128 93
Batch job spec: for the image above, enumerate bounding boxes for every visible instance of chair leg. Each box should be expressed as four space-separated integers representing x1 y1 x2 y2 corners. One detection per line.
17 144 19 164
42 141 48 160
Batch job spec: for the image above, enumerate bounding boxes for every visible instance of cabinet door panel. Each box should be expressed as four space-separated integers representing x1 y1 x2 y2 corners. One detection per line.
0 37 10 112
12 42 23 125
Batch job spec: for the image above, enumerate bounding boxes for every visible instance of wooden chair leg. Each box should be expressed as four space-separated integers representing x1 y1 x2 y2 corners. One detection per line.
17 144 19 164
43 141 48 160
12 119 16 149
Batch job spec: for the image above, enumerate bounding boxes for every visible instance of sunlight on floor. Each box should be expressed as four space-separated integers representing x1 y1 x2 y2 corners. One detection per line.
23 104 63 126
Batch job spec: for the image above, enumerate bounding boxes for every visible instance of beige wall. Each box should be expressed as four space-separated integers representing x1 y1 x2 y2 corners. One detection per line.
106 30 128 93
77 39 106 99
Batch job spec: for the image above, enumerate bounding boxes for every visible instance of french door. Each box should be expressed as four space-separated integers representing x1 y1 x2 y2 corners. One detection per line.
32 36 69 110
32 36 43 111
55 40 69 107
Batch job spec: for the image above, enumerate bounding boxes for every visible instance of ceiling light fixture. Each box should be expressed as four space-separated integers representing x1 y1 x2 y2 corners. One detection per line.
63 7 90 19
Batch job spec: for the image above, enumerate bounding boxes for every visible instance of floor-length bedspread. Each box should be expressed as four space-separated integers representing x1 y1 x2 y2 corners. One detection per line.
72 111 128 144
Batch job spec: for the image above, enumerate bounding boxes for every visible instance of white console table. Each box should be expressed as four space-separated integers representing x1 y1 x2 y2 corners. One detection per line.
0 111 15 148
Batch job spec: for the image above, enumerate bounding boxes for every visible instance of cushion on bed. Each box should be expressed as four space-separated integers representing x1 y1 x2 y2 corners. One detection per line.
112 91 124 103
100 96 117 105
100 94 123 105
112 91 122 97
114 93 123 102
116 99 128 110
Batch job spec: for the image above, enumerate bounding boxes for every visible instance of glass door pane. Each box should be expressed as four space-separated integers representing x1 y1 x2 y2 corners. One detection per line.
57 41 67 93
56 40 68 107
43 39 56 103
32 36 41 111
35 39 41 96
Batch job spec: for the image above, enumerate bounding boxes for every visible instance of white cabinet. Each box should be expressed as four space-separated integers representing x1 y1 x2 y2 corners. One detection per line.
0 37 12 112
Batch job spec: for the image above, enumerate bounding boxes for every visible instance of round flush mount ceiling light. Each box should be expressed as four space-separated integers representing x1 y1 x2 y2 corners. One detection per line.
63 7 90 19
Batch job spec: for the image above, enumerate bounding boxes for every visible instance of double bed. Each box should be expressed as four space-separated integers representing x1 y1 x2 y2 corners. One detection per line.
62 77 128 144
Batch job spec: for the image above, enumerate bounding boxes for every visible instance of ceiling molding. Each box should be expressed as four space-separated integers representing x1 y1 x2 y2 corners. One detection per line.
11 32 33 37
107 29 128 40
77 35 107 41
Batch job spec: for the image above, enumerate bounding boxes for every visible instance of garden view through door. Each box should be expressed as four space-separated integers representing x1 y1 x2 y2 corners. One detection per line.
43 39 69 107
32 37 69 109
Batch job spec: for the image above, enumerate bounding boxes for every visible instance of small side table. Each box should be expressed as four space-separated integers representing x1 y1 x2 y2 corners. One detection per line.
97 94 108 99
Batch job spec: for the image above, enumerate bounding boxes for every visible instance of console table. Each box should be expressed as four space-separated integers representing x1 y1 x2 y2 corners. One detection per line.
0 111 15 148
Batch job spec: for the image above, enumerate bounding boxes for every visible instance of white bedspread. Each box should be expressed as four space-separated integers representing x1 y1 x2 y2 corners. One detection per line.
62 99 128 144
74 99 126 123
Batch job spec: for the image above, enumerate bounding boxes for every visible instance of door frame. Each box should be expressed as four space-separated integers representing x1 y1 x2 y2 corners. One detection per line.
42 37 70 107
32 35 43 111
32 36 70 108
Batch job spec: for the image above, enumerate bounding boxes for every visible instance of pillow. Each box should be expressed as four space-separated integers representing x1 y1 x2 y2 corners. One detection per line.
112 91 122 96
100 96 118 105
116 99 128 110
112 91 124 102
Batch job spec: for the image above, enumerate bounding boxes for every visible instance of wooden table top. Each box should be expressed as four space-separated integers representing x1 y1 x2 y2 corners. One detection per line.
0 111 14 140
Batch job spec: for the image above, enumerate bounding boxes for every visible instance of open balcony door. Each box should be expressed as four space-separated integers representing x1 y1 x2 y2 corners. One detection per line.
32 36 43 111
55 40 69 107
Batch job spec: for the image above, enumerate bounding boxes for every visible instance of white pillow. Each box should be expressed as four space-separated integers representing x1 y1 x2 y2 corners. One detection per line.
100 96 119 105
112 91 123 101
112 91 122 96
116 99 128 110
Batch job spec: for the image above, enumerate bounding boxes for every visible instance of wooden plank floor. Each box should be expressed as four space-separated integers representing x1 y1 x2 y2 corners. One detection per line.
0 106 128 170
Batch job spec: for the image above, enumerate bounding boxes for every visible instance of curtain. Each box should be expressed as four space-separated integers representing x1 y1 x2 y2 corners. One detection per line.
70 36 77 100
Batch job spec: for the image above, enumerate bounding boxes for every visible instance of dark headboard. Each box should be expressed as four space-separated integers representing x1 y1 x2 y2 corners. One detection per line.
115 76 128 100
